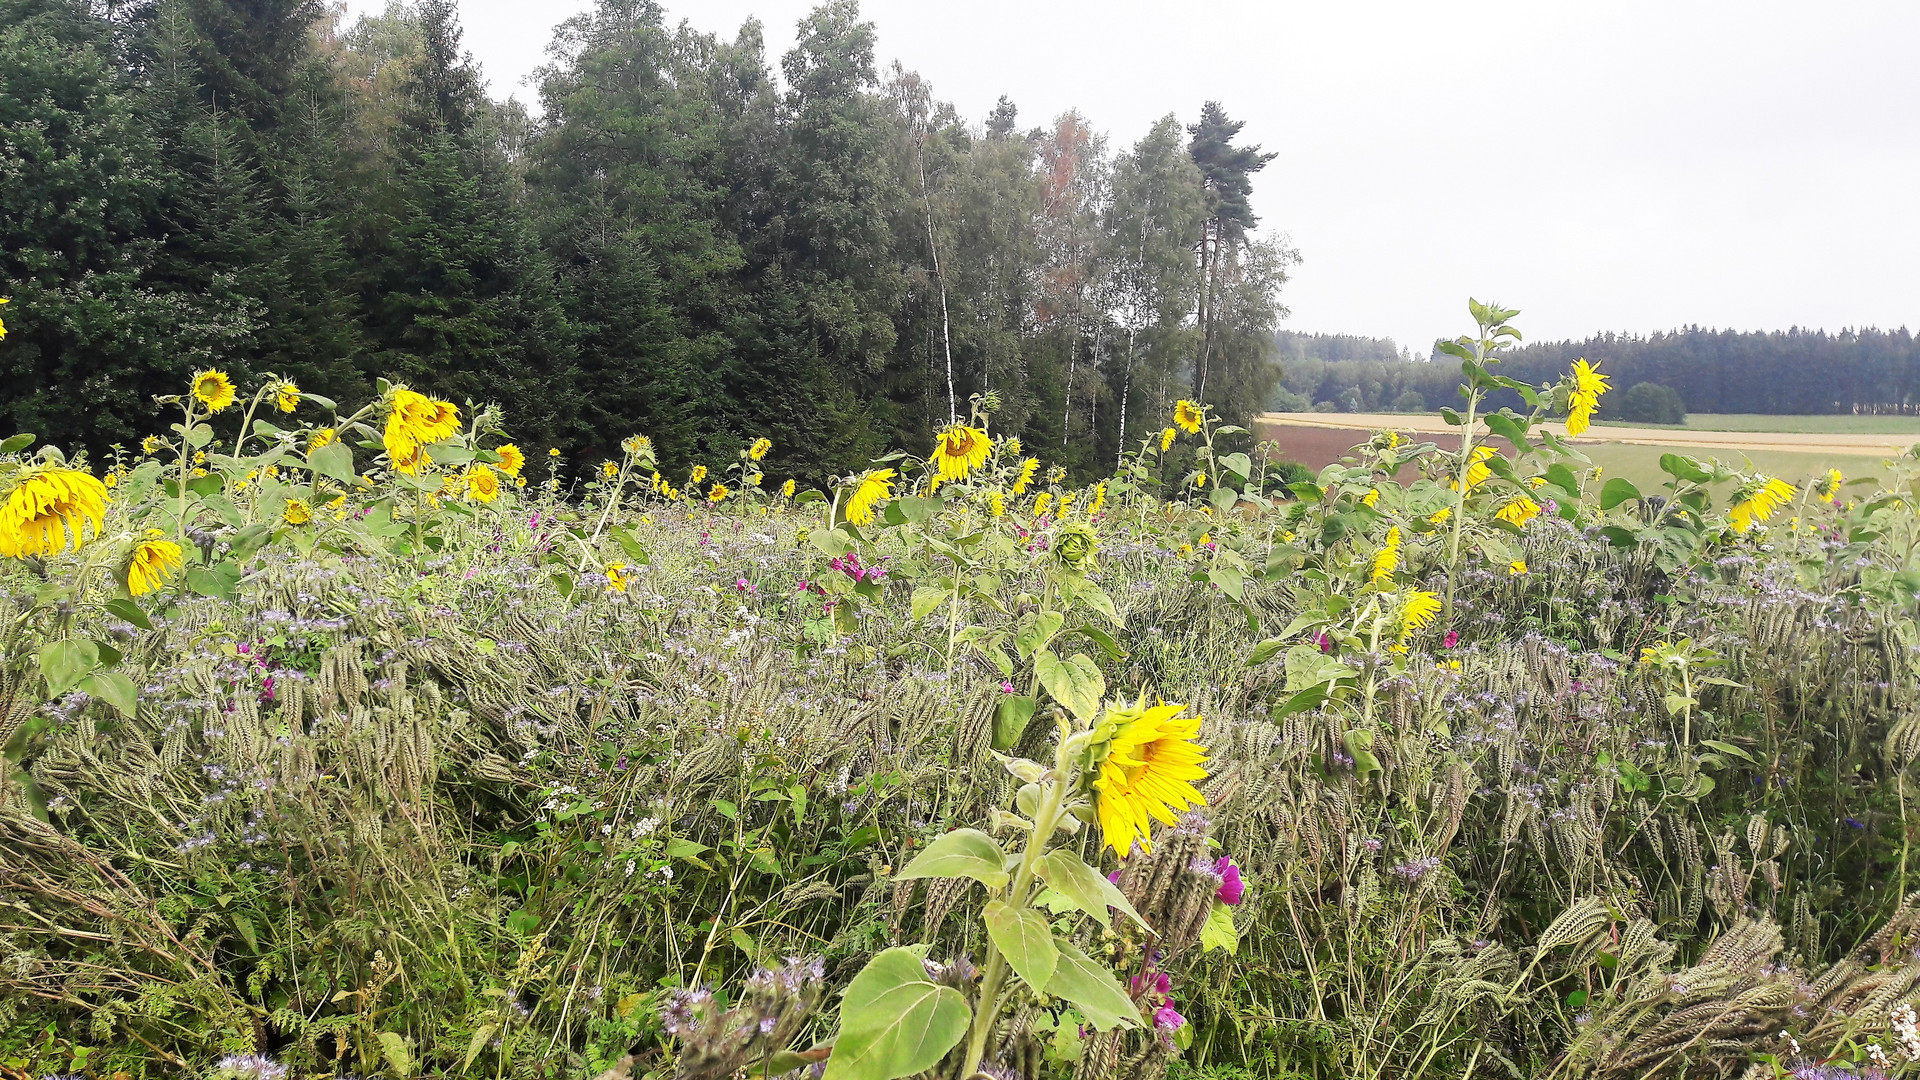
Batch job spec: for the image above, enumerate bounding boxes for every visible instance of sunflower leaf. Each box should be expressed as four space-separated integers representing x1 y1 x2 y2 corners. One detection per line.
824 948 971 1080
1044 940 1140 1032
983 900 1057 990
895 829 1008 888
1036 851 1149 933
1034 651 1103 721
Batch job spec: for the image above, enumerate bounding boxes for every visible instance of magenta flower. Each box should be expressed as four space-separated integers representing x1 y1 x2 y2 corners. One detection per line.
1442 630 1460 649
1153 1004 1185 1033
1213 856 1244 905
999 681 1015 694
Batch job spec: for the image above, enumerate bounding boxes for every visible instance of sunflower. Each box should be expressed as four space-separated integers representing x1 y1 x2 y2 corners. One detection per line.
549 447 561 458
708 482 730 503
192 370 237 412
606 563 630 593
0 467 109 558
275 380 301 413
988 491 1006 517
1730 477 1796 532
1361 488 1380 507
688 465 706 486
748 437 773 462
622 435 652 456
1509 560 1529 575
283 499 312 526
1088 480 1108 516
489 444 524 478
309 428 337 452
1397 590 1442 649
599 461 619 480
1011 458 1040 495
781 478 796 499
1428 507 1451 525
1820 468 1843 504
1089 699 1209 856
1565 358 1610 438
126 532 183 596
932 425 991 482
1160 427 1176 452
382 388 460 474
1033 492 1053 517
1173 400 1205 435
845 468 896 525
1371 526 1401 583
466 466 500 503
1452 446 1497 492
142 435 162 455
1494 496 1541 528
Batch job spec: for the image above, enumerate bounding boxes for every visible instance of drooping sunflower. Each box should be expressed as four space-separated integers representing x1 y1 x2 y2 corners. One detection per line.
932 425 991 482
1565 358 1610 438
1089 699 1209 856
689 464 707 486
1371 526 1401 583
491 444 525 478
0 467 109 558
1160 427 1176 452
1509 559 1529 576
845 468 896 525
708 482 730 503
1000 436 1022 458
1173 399 1205 435
382 388 460 474
141 435 162 456
1011 458 1040 495
275 380 301 413
1361 488 1380 507
1494 496 1541 528
601 461 620 480
283 498 312 526
1730 477 1796 532
748 437 773 462
126 532 183 596
1397 590 1442 649
1088 480 1108 516
781 478 796 499
1033 491 1053 517
1452 445 1497 492
466 466 500 503
606 563 630 593
192 370 237 413
308 428 336 452
1820 468 1843 504
988 491 1006 517
622 435 652 456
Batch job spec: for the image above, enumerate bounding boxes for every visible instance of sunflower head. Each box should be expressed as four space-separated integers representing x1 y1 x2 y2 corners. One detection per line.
0 467 109 559
781 478 796 499
1011 457 1040 495
382 388 460 473
466 466 500 503
1509 559 1528 576
748 437 773 462
1173 400 1205 435
932 425 991 482
1396 590 1443 649
1494 496 1541 528
126 531 183 596
283 498 312 526
689 465 707 486
1160 427 1177 452
192 370 237 413
708 482 730 503
1820 468 1843 503
1055 522 1099 574
845 468 896 525
1086 699 1209 856
308 428 337 453
1564 359 1609 438
1371 526 1401 583
606 563 630 593
492 443 525 477
1730 477 1796 532
275 380 301 413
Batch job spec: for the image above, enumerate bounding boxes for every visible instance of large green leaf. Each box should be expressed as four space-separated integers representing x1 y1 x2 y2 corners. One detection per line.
1036 850 1149 932
824 948 971 1080
983 900 1057 990
1034 651 1104 721
307 441 356 484
895 829 1008 888
1199 900 1238 954
992 696 1038 752
39 639 99 697
1599 476 1643 510
1044 940 1140 1032
1015 611 1064 659
78 671 137 718
911 587 949 622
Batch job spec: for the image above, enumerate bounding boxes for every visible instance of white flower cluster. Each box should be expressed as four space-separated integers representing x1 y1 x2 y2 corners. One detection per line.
1892 1001 1920 1060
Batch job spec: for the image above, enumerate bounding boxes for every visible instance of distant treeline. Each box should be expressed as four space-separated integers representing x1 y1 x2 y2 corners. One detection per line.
0 0 1293 478
1273 326 1920 417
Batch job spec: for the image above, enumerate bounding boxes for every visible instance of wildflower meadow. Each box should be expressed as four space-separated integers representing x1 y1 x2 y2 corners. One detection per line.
5 300 1920 1080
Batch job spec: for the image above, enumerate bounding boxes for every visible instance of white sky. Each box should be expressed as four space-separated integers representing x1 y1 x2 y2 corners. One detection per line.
348 0 1920 353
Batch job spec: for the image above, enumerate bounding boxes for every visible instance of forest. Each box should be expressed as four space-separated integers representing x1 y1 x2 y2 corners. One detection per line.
0 0 1294 481
1276 326 1920 417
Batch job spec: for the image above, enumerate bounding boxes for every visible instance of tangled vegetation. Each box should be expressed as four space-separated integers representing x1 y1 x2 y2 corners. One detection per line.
4 301 1920 1080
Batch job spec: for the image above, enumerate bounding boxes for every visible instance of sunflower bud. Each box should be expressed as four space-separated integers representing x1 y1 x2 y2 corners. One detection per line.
1054 522 1098 574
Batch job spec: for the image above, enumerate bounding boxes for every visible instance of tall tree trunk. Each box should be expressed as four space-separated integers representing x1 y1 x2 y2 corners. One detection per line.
916 139 957 424
1116 326 1135 472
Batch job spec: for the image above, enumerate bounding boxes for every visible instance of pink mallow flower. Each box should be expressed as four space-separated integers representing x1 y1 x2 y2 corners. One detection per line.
1153 1004 1185 1034
1214 856 1244 905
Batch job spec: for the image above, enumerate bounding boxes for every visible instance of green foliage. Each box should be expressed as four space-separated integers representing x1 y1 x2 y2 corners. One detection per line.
1615 380 1688 424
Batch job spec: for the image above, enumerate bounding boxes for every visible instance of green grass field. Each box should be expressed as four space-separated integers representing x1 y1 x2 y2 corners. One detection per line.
1597 413 1920 435
1576 442 1894 493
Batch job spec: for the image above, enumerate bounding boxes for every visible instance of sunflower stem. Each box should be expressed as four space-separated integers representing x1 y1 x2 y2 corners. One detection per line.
959 715 1073 1078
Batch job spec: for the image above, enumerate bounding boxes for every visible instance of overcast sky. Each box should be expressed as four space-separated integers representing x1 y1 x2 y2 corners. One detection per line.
346 0 1920 352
